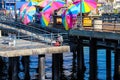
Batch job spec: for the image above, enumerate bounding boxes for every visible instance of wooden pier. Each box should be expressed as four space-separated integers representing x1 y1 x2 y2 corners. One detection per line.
0 37 70 57
1 15 120 79
69 29 120 80
0 36 70 80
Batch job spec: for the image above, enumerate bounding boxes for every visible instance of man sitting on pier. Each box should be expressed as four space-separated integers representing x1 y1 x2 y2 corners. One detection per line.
57 34 63 46
54 40 60 46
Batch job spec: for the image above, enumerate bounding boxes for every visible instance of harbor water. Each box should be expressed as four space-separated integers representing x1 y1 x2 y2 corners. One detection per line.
0 47 114 80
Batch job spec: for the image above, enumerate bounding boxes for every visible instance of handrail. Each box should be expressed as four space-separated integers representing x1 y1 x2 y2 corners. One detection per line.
0 19 69 46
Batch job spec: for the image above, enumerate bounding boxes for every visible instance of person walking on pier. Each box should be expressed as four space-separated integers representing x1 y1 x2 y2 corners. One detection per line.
57 34 63 46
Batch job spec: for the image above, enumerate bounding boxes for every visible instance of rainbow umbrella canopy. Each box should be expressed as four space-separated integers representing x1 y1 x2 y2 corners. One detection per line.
27 1 38 6
62 0 97 30
37 0 50 8
73 0 97 13
22 6 36 25
50 0 65 10
40 0 65 27
40 12 51 27
42 0 65 14
20 1 38 20
62 4 78 30
20 3 28 19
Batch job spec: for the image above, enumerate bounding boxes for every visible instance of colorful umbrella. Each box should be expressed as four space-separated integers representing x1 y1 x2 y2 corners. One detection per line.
40 12 51 27
62 4 78 30
25 6 36 16
66 4 79 16
42 0 65 13
37 0 50 8
62 10 69 30
62 0 97 30
42 4 53 14
20 3 28 19
27 1 38 6
22 6 36 25
40 0 65 27
23 15 33 25
73 0 97 13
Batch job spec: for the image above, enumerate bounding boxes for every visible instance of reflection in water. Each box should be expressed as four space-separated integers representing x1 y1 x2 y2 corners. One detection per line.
0 47 114 80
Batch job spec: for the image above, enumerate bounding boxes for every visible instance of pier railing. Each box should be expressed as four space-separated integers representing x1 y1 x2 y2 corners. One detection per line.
75 14 120 32
0 32 69 48
85 20 120 32
0 20 69 46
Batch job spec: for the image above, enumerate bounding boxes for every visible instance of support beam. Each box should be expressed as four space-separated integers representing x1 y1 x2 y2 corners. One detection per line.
8 57 19 80
119 55 120 79
38 54 45 80
71 51 77 79
114 48 120 80
52 53 63 80
14 1 17 21
76 38 85 79
21 56 30 80
106 48 111 80
89 38 97 80
0 57 4 71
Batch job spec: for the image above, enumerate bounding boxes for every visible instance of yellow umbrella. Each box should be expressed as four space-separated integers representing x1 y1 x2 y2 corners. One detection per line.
37 0 50 8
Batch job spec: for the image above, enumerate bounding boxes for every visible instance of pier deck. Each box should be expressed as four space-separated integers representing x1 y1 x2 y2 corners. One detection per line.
69 29 120 40
0 37 70 57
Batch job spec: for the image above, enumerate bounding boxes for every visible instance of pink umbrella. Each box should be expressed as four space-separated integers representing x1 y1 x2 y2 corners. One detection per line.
62 0 97 30
40 0 65 27
40 12 51 27
20 3 28 19
73 0 97 13
50 0 65 10
61 4 78 30
42 0 65 14
23 15 33 25
22 6 36 25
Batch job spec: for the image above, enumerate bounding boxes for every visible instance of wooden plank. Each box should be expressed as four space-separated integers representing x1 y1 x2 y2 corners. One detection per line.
102 22 115 31
69 29 120 40
0 46 70 57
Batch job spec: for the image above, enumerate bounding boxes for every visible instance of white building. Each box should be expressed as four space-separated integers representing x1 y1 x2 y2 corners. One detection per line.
113 0 120 9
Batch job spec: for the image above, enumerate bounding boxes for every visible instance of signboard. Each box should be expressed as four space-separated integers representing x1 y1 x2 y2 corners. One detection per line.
83 18 92 27
57 17 62 24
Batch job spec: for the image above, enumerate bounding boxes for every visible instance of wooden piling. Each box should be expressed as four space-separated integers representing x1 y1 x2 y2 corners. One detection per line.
114 48 120 80
0 57 4 70
22 56 30 80
71 51 77 79
76 38 85 79
38 54 45 80
118 53 120 79
89 38 97 80
106 48 111 80
52 53 63 80
8 57 19 80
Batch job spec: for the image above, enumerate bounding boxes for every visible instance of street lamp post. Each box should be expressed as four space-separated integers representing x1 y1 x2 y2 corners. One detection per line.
80 0 83 29
77 0 83 29
14 0 17 21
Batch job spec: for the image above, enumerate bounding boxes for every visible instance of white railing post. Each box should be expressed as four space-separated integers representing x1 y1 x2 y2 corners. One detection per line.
51 33 53 46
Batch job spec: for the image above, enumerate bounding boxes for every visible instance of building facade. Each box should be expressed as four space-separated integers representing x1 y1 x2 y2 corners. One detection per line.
4 0 28 10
